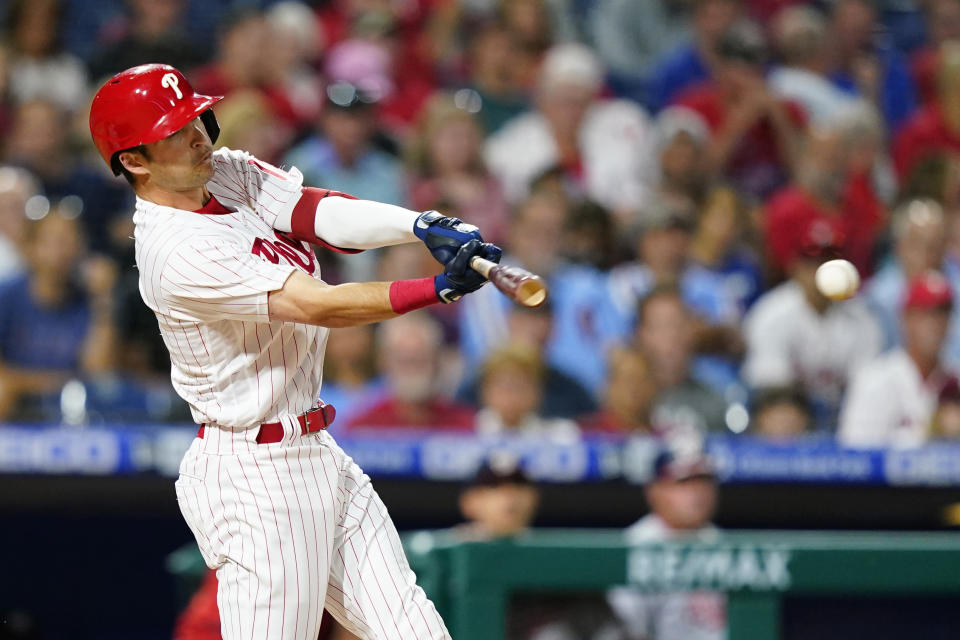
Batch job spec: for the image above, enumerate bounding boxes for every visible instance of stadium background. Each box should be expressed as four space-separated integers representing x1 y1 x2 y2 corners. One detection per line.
2 0 960 638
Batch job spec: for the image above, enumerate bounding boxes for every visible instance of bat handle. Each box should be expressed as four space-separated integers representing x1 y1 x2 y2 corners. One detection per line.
469 256 497 279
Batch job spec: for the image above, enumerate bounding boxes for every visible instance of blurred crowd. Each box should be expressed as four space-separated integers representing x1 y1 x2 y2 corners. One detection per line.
4 0 960 449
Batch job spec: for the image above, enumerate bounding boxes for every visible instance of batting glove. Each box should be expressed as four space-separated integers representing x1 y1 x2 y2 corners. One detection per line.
434 239 502 303
414 210 484 267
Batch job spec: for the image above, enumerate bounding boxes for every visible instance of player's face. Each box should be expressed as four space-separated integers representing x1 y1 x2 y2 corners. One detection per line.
461 484 539 538
140 118 215 191
647 476 718 531
903 307 951 360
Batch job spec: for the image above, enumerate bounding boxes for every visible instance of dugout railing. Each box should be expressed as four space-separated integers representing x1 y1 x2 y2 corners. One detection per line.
402 529 960 640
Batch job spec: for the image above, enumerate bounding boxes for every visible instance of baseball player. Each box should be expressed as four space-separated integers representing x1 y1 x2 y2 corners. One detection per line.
88 64 501 640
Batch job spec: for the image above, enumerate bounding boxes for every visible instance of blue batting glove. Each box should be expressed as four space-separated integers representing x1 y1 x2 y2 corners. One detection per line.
434 239 502 303
414 210 484 267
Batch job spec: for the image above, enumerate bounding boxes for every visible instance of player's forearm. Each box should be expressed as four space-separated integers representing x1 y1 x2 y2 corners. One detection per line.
276 189 419 250
269 272 439 328
303 282 401 328
80 306 117 375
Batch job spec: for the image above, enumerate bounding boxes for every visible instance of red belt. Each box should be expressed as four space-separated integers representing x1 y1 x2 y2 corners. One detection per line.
197 403 336 444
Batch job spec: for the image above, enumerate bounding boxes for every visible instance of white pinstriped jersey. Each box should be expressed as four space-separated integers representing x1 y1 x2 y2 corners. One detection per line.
135 148 326 428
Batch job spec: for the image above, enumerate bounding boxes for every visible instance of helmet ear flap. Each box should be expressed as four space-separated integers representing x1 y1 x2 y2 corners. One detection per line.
200 109 220 145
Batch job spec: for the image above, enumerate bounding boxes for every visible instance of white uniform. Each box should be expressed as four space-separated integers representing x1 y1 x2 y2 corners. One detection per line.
742 281 883 415
136 148 451 639
608 515 725 640
838 349 944 448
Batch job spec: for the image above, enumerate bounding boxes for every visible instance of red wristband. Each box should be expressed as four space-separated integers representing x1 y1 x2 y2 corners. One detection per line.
389 277 440 314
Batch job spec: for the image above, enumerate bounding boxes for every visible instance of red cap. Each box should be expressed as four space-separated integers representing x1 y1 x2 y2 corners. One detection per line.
791 217 846 264
904 270 953 310
89 64 223 174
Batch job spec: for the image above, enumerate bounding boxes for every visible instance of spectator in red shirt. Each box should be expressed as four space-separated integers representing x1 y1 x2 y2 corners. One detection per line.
894 41 960 182
765 125 885 277
672 20 806 199
346 312 475 431
909 0 960 106
190 8 299 131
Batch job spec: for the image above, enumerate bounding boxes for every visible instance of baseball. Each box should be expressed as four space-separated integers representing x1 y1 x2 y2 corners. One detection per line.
815 259 860 300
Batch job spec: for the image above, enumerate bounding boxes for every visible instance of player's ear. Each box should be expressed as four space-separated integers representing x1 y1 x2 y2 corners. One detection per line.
118 150 150 178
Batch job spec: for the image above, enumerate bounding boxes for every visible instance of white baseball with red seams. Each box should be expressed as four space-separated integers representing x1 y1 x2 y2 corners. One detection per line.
135 147 451 639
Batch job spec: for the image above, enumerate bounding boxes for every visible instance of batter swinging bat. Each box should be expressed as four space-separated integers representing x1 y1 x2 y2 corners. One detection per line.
470 256 548 307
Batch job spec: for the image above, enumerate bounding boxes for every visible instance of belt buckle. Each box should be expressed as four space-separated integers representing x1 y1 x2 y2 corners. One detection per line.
301 401 336 435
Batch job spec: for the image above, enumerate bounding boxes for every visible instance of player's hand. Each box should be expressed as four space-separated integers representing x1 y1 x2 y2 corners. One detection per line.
414 210 484 267
434 239 502 303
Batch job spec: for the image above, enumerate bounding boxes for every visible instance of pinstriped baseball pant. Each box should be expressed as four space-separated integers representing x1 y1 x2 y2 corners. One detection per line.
175 420 451 639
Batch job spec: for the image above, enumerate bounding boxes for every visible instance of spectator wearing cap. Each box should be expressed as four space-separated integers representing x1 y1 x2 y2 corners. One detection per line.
864 199 958 352
840 271 957 448
455 453 540 542
646 0 742 111
764 125 885 278
321 8 437 136
607 447 724 640
654 106 712 214
768 5 867 129
484 42 657 216
743 218 883 431
284 81 405 282
345 312 475 431
827 0 917 132
671 20 807 199
284 81 404 209
0 208 116 420
474 343 581 443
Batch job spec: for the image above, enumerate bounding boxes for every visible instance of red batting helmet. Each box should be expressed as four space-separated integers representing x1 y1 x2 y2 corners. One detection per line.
89 64 223 175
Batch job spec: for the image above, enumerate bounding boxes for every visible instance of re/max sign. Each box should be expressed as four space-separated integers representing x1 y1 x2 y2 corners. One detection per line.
627 545 792 591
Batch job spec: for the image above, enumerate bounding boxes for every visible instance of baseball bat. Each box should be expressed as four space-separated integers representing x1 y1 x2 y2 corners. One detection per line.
469 256 548 307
